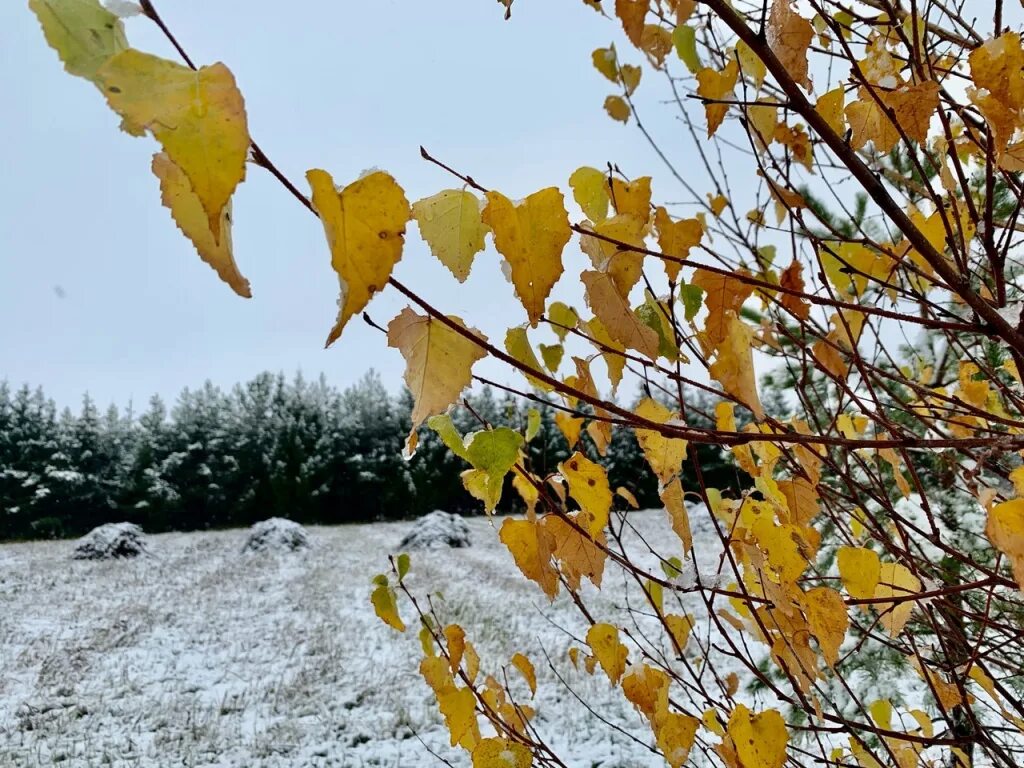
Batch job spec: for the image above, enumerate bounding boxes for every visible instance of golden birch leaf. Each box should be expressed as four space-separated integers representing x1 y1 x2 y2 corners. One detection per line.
592 47 619 84
541 512 607 590
152 152 250 298
640 24 672 67
570 166 611 223
845 89 900 153
582 270 661 359
654 207 702 282
586 623 628 685
370 577 405 632
987 499 1024 590
99 51 249 238
30 0 127 82
539 343 563 372
726 705 789 768
696 60 738 137
555 411 584 449
610 176 652 221
583 316 626 392
837 547 880 600
665 613 694 653
505 326 553 392
547 301 579 340
483 188 571 326
615 0 647 46
736 40 766 89
510 652 537 696
412 189 489 282
883 81 940 146
622 663 669 719
778 259 809 320
604 95 631 122
657 712 700 768
708 312 764 420
438 686 480 749
309 169 411 345
767 1 812 91
634 398 688 483
799 587 848 667
692 268 753 353
617 486 639 508
443 624 466 675
387 308 487 446
559 451 612 536
815 87 846 136
472 738 533 768
874 563 921 637
500 517 559 599
660 476 692 554
579 215 647 297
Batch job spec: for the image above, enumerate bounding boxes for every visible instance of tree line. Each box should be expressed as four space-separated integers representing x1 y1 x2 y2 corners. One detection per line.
0 371 736 541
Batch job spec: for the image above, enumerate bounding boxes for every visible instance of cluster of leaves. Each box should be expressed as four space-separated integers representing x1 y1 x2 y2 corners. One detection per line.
30 0 1024 766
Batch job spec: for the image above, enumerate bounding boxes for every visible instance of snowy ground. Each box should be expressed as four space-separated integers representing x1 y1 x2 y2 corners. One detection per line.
0 509 752 767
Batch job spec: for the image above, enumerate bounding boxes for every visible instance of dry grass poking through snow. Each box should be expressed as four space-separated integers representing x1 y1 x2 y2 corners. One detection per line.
0 510 734 767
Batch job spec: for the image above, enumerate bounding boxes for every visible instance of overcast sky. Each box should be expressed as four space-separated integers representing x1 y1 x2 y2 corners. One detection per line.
1 0 712 410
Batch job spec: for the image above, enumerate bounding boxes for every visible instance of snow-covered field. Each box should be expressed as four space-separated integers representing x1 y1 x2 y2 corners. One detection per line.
0 510 730 767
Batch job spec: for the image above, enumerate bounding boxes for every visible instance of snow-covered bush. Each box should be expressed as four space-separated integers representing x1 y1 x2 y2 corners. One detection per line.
72 522 148 560
243 517 310 554
398 510 470 550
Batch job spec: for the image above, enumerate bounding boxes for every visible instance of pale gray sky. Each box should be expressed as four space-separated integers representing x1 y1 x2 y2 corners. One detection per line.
2 0 705 409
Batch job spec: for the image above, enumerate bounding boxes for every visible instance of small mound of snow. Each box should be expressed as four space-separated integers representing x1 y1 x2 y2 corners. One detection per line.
72 523 148 560
243 518 310 554
398 511 471 550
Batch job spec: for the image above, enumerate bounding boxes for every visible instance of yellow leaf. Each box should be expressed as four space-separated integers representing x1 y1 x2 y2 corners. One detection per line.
438 686 480 749
30 0 127 82
661 477 692 554
656 712 699 768
569 166 611 223
465 641 481 685
874 562 921 637
640 24 672 67
708 312 764 420
152 152 251 298
635 398 688 483
987 499 1024 589
472 738 533 768
579 214 647 297
540 512 607 591
309 169 411 345
100 50 249 239
444 624 466 674
815 86 846 136
387 308 487 449
505 326 552 392
604 95 631 122
653 207 702 282
586 623 628 684
665 613 694 653
622 663 670 719
591 47 619 84
725 704 789 768
883 81 940 146
736 40 766 89
547 301 579 340
616 486 639 508
500 518 558 599
837 547 881 600
615 0 647 46
582 270 661 359
692 268 753 353
799 586 848 667
554 411 584 450
483 188 571 326
370 580 405 632
510 652 537 696
559 451 612 535
412 189 489 282
610 176 651 221
696 59 738 136
767 1 813 91
583 316 627 392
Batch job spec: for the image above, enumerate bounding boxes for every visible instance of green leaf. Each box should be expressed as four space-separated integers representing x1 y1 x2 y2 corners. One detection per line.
672 24 701 74
396 552 411 581
525 408 542 442
427 414 471 461
30 0 128 82
679 283 704 321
